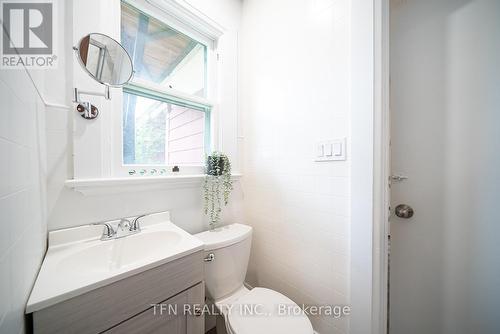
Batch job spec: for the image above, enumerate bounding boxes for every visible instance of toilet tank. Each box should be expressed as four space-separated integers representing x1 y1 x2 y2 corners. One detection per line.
195 224 252 301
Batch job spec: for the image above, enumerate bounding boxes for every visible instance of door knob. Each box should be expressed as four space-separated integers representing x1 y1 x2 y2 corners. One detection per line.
395 204 414 218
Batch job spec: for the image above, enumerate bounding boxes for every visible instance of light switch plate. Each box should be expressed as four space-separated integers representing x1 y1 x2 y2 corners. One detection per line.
314 138 346 162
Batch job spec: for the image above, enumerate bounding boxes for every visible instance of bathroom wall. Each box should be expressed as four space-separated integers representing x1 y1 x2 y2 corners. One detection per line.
0 58 48 332
240 0 351 333
42 0 242 233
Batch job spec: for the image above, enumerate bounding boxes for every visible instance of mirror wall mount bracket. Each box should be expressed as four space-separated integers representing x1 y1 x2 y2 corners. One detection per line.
72 87 110 120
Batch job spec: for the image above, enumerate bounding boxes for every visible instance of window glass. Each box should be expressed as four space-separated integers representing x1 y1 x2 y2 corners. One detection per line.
123 92 207 165
121 2 207 97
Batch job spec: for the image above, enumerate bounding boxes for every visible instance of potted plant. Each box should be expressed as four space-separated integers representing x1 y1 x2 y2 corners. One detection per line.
203 152 233 229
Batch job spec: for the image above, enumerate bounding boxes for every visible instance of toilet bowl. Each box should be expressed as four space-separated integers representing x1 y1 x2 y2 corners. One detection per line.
195 224 314 334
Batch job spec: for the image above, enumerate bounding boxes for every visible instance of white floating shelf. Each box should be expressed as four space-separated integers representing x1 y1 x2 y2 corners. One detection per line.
65 173 242 196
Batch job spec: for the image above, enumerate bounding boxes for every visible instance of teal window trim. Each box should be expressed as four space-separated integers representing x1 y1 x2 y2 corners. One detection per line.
123 83 212 157
124 82 211 111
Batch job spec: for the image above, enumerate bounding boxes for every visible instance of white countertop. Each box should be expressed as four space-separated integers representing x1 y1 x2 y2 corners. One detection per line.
26 212 204 313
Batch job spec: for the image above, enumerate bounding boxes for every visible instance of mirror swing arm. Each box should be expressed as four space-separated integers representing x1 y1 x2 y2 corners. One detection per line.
72 86 110 120
72 45 112 120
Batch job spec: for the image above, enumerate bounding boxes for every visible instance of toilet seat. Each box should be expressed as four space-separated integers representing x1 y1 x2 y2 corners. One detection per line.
223 288 314 334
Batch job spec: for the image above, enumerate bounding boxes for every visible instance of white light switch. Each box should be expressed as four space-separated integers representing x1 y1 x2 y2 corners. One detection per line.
316 144 324 157
324 143 333 156
314 138 346 162
333 142 342 156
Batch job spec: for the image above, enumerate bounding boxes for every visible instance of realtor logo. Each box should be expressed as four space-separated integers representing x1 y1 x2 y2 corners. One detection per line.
1 0 57 68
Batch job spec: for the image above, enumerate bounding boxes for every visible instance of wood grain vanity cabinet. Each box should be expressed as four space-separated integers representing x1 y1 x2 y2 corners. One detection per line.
32 251 205 334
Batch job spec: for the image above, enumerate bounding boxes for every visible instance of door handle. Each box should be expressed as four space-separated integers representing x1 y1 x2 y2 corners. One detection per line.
395 204 414 218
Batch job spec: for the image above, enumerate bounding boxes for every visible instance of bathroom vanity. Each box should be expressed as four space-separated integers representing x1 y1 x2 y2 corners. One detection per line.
26 212 205 334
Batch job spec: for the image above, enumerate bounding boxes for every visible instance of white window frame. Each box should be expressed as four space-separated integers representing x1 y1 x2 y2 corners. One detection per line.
111 0 224 177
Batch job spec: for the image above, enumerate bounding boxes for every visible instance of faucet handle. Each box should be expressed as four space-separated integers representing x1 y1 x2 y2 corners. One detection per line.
93 222 116 240
130 214 146 232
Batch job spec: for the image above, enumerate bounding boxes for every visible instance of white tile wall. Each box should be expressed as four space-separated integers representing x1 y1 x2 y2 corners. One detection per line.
240 0 351 333
0 68 47 334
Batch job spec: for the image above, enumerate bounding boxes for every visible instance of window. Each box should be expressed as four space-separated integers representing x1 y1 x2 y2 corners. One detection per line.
122 90 210 165
120 1 212 168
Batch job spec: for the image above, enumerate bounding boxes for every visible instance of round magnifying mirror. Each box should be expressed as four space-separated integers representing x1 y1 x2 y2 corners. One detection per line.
75 33 133 87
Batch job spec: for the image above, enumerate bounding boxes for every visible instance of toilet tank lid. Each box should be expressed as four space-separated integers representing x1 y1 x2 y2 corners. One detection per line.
195 224 252 251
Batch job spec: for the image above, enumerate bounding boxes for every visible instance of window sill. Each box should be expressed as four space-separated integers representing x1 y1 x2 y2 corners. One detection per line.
65 173 242 196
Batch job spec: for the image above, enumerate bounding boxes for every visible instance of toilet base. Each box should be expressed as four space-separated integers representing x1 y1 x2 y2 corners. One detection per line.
216 314 229 334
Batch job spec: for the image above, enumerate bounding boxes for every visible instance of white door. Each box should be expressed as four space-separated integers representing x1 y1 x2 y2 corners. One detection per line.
389 1 500 334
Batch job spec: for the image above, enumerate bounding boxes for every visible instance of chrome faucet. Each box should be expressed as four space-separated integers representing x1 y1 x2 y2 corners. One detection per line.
115 218 133 238
94 215 146 241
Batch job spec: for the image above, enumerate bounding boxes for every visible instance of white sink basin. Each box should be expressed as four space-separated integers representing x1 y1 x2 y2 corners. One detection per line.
26 212 203 313
57 230 183 275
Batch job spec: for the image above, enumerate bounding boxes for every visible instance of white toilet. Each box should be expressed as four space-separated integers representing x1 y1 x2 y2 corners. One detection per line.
195 224 314 334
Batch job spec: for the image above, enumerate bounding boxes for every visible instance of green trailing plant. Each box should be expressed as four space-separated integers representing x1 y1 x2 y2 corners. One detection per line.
203 152 233 229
